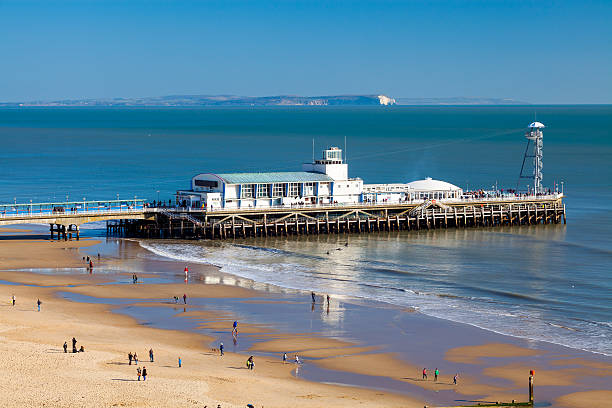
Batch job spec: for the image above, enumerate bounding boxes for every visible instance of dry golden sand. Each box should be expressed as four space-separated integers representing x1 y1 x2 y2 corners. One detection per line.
1 236 611 408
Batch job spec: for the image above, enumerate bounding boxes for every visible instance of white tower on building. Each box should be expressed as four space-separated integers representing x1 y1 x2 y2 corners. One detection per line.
518 121 545 194
302 146 348 180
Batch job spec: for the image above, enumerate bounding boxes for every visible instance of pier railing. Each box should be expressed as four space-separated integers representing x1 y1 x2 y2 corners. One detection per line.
1 193 563 219
168 192 564 213
0 199 146 219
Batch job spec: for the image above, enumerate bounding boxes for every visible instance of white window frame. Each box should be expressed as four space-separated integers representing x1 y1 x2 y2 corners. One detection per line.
257 184 270 198
272 183 285 197
241 184 254 199
288 183 300 197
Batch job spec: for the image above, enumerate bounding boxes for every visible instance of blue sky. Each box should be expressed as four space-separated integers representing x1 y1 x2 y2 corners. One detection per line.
0 0 610 103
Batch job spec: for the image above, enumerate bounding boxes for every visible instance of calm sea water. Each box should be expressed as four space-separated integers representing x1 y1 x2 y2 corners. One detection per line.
1 106 611 355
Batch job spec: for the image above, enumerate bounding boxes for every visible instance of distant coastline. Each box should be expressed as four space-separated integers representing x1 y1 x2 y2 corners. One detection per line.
0 94 530 107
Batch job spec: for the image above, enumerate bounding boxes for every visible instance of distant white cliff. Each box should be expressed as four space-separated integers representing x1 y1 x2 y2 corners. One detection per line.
377 95 397 105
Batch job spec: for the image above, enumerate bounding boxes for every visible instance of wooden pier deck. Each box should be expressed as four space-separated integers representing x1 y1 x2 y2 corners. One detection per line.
110 195 566 240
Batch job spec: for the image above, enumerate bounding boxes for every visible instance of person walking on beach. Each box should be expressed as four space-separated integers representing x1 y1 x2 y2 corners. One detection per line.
422 368 427 380
326 294 330 304
247 356 254 370
232 320 238 333
12 295 15 306
295 354 300 364
183 293 187 304
72 337 77 353
134 352 138 365
311 292 316 303
282 352 287 363
454 373 458 385
434 368 439 382
128 352 133 365
63 341 68 353
142 366 147 381
37 299 41 312
137 367 142 381
149 348 154 362
178 357 182 367
219 342 224 356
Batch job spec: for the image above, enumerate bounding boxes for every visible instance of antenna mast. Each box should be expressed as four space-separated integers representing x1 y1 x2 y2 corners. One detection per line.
312 138 315 163
344 136 347 163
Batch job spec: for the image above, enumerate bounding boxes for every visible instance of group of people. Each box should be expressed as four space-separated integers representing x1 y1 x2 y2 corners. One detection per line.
82 254 99 271
282 353 301 365
311 291 331 304
171 294 188 304
422 368 458 385
128 349 155 380
132 274 139 284
63 337 84 353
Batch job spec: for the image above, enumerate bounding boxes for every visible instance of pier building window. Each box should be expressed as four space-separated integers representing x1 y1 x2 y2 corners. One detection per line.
303 182 315 196
257 184 270 198
272 183 285 197
288 183 300 197
241 184 254 199
194 180 218 188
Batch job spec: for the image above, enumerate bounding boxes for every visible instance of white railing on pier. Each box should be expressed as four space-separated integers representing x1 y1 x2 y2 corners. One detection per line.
170 193 563 213
0 199 146 220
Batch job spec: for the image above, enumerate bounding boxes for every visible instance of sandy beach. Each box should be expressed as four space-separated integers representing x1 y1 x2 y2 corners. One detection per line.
0 227 611 407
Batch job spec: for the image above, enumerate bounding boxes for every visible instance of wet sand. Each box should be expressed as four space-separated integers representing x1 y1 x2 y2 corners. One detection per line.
0 227 611 407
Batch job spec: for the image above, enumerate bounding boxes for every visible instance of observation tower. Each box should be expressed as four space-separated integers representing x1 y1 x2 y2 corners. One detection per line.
519 121 545 194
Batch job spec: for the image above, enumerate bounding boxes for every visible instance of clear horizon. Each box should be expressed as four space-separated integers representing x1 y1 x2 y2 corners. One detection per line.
1 0 610 104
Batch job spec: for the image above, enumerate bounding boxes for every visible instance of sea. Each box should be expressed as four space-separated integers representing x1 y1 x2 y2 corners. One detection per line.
1 106 611 356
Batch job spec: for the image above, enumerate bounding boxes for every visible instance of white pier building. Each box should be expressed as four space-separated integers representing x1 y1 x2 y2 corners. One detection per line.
176 147 462 210
177 147 362 210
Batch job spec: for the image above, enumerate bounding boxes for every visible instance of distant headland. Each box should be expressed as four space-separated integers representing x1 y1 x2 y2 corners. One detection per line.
0 94 529 107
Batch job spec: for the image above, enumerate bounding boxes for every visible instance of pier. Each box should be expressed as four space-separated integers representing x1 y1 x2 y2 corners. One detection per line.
0 195 566 241
108 194 566 240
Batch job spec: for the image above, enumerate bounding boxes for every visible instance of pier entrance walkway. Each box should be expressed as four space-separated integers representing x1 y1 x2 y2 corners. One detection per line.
0 199 148 240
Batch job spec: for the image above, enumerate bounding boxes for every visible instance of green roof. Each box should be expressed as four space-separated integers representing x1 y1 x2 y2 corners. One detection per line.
215 171 333 184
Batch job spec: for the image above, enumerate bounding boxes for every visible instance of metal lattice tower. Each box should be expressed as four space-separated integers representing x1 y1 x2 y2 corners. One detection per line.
518 121 545 194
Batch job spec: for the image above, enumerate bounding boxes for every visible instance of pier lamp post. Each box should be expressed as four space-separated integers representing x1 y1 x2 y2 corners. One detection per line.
157 190 160 204
561 181 564 195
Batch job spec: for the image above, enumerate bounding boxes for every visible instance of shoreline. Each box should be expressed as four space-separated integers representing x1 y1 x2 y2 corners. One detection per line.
0 227 611 407
136 234 611 358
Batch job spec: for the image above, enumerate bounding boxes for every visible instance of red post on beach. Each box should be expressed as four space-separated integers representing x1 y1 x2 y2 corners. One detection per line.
529 370 535 404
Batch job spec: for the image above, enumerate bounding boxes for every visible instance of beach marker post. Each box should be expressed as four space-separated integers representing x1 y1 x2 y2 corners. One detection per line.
184 266 188 283
529 369 535 404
